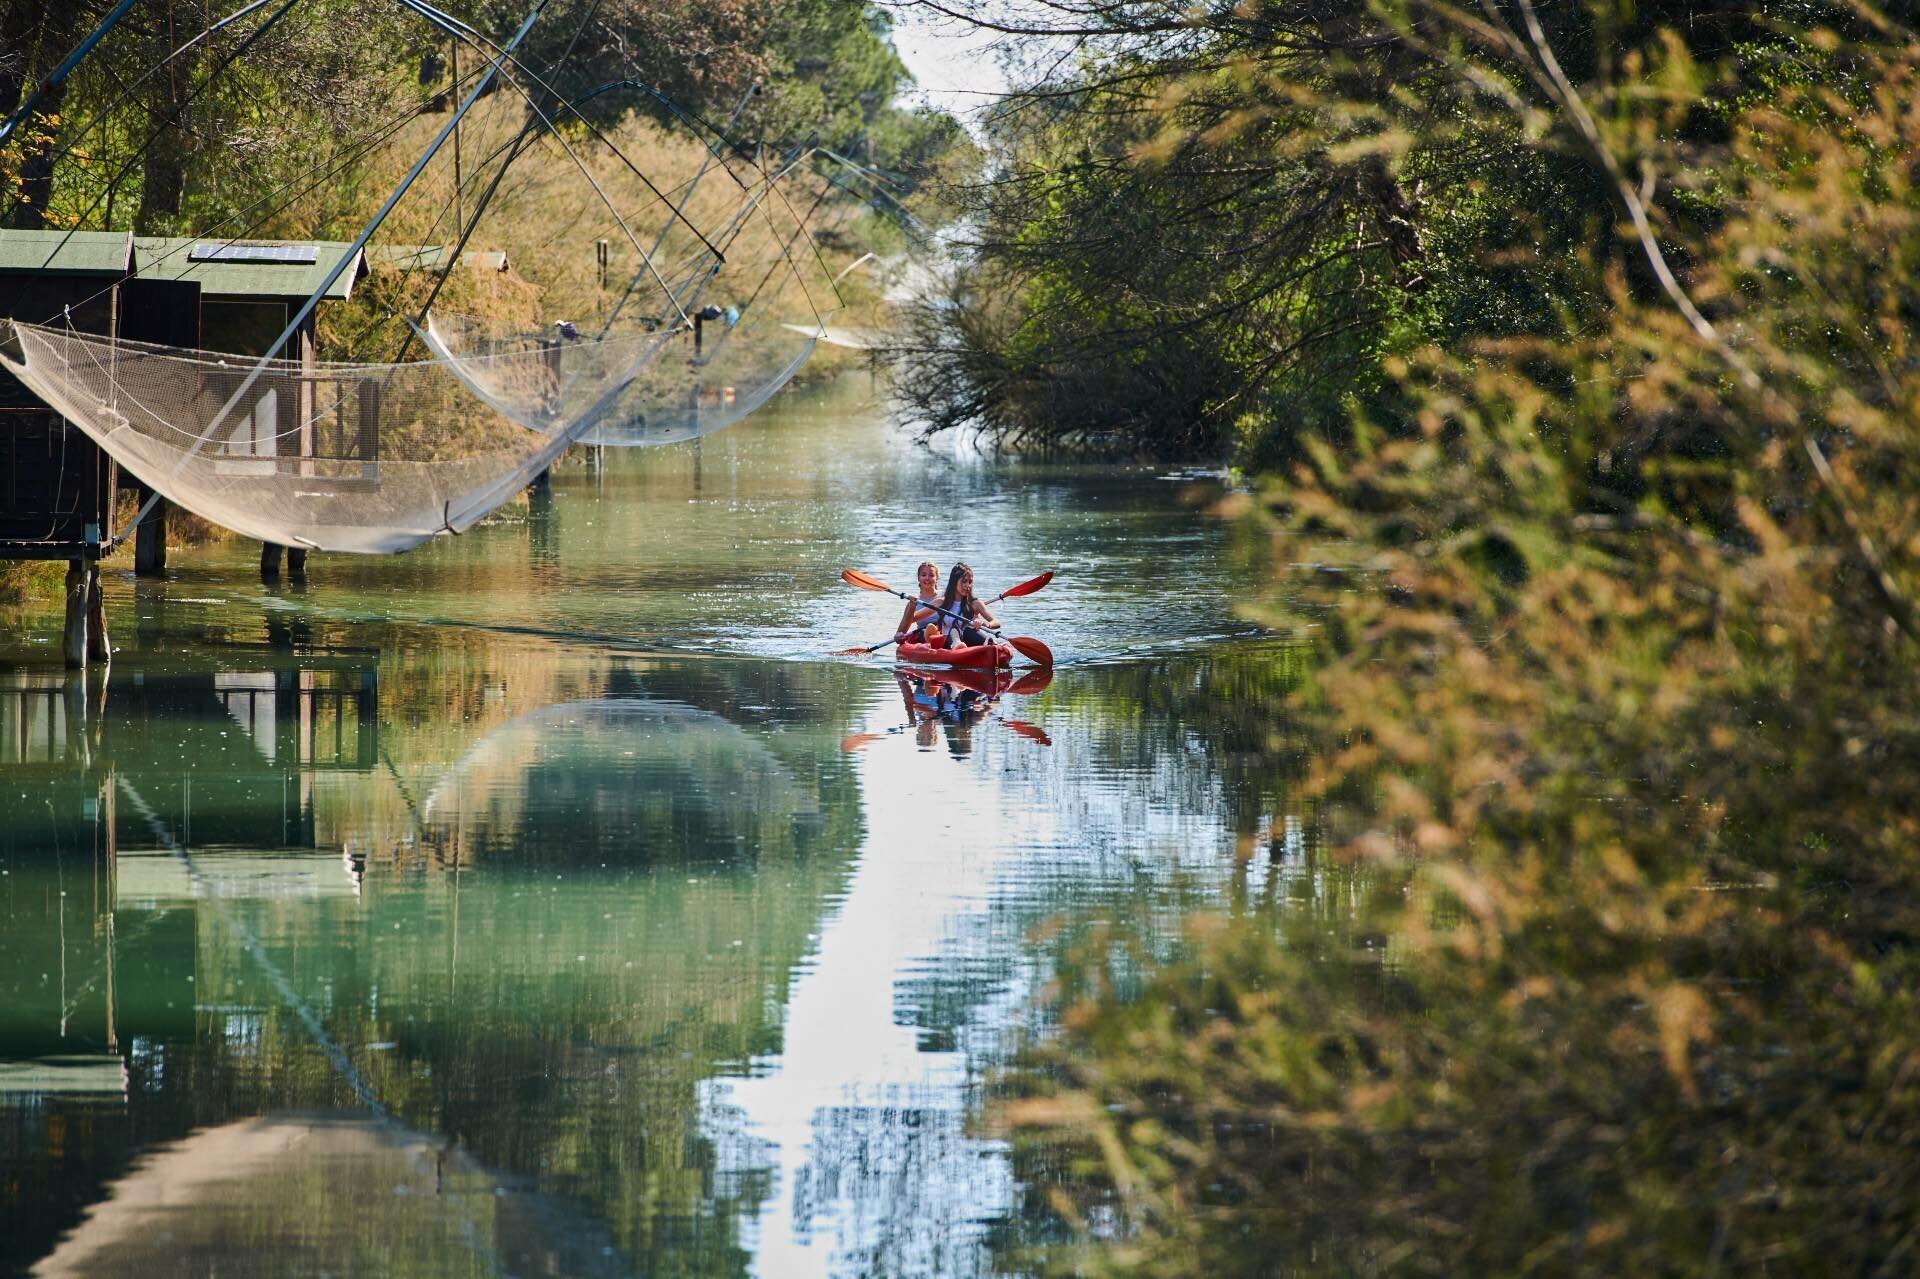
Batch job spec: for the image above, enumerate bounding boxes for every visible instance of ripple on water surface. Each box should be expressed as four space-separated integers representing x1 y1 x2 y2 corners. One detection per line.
49 379 1265 667
0 377 1300 1279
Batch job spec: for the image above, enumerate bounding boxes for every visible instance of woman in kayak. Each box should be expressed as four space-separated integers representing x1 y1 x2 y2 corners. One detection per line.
935 562 1002 648
895 561 943 644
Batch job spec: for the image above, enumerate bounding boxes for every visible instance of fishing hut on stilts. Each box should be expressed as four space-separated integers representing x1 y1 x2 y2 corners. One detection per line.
126 236 370 580
0 231 368 666
0 230 132 667
1 0 848 677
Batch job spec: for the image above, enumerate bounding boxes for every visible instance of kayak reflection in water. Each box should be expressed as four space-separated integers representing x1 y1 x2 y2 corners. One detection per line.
843 668 1053 757
897 668 996 757
898 668 999 722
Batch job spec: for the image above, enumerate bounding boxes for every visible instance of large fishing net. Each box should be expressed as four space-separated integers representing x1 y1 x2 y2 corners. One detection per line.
0 319 665 552
422 311 817 449
418 159 839 448
0 14 865 553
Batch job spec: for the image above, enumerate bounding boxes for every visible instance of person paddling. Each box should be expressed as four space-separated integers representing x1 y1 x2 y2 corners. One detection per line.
936 562 1002 648
895 561 943 645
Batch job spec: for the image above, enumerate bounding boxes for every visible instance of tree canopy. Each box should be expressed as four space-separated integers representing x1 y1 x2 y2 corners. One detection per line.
0 0 963 238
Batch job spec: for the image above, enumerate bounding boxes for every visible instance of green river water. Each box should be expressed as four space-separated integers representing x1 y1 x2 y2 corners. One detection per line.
0 377 1304 1277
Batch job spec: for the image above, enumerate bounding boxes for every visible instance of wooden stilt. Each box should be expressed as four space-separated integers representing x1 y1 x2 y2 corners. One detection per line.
62 559 88 669
85 563 110 661
63 673 88 766
261 542 283 579
133 488 167 577
287 547 308 579
528 465 552 495
89 663 109 750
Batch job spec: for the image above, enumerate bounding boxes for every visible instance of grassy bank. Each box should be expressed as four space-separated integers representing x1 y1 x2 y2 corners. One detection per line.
0 560 62 605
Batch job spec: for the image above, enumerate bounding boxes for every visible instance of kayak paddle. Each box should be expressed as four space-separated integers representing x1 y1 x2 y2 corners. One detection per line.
1001 720 1053 746
834 635 905 657
1008 667 1055 696
987 570 1053 605
839 569 1055 666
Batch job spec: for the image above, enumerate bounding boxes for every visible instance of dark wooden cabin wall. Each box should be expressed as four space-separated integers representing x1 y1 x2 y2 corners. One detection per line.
0 276 121 557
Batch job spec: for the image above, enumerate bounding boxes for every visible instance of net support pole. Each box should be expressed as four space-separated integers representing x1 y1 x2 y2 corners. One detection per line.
114 0 548 544
0 0 140 145
641 84 755 265
600 141 812 342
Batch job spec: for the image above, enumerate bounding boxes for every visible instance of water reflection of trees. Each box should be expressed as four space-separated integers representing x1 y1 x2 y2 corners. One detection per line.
3 626 1400 1279
1 646 877 1277
28 1113 631 1279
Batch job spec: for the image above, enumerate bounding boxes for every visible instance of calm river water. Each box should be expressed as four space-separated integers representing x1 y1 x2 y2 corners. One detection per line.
0 377 1302 1277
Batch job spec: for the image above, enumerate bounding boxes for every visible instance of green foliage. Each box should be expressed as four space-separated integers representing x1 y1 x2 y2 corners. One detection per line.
0 558 63 603
891 1 1840 462
993 5 1920 1274
0 0 965 251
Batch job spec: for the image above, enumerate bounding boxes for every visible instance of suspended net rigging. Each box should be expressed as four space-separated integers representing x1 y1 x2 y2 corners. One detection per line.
0 0 854 551
0 319 666 553
420 146 845 448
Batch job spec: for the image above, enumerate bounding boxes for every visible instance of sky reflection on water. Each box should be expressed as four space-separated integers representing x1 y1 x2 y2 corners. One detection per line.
0 382 1299 1277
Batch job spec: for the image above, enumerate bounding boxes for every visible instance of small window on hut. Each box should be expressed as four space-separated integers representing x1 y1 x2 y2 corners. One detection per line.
200 300 290 358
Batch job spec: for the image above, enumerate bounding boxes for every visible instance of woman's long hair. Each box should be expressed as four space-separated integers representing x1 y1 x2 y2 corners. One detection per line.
941 562 974 618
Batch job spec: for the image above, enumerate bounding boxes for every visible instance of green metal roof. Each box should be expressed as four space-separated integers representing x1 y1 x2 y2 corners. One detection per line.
0 230 134 275
134 237 366 301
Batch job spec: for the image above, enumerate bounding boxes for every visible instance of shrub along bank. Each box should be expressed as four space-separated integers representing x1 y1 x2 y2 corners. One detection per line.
939 4 1920 1273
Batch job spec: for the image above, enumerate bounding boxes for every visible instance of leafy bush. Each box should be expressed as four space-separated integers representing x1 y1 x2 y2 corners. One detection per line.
995 7 1920 1275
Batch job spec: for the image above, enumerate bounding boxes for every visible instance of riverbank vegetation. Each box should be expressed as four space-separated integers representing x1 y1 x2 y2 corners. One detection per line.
913 1 1920 1273
3 0 964 359
2 0 962 238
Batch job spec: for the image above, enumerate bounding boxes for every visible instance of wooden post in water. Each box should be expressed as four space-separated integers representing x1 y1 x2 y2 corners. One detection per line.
63 672 87 764
133 485 166 576
528 335 559 493
62 559 88 668
287 547 308 580
85 563 109 661
89 661 108 751
261 542 283 579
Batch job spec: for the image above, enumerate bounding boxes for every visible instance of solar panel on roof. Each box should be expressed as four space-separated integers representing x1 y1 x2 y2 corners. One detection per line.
188 242 319 264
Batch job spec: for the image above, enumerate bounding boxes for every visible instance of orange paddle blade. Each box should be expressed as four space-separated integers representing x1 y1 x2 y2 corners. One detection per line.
1007 635 1054 667
1002 720 1053 746
841 568 892 593
998 570 1054 600
1008 667 1055 697
840 732 884 753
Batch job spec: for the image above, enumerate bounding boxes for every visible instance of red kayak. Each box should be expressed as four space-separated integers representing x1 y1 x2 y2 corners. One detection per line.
896 639 1012 669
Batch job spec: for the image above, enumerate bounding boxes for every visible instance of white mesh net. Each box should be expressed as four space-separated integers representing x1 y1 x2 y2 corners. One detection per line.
579 326 817 447
418 161 839 448
0 320 663 552
424 311 818 448
411 317 678 435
